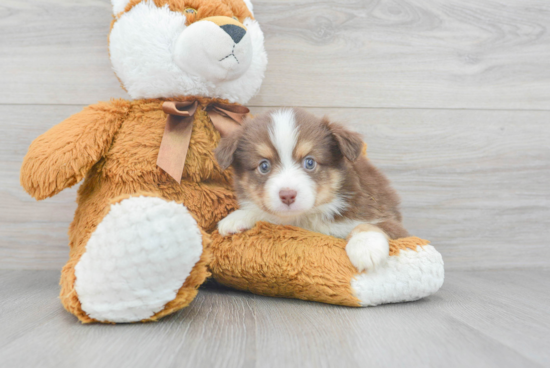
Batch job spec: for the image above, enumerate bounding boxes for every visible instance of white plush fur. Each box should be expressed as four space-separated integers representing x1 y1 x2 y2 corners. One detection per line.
351 245 445 306
346 231 389 272
112 0 132 17
173 19 253 84
74 197 203 323
109 1 267 103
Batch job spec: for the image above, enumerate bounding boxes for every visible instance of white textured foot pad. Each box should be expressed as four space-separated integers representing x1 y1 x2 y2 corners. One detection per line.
351 245 444 306
74 196 203 323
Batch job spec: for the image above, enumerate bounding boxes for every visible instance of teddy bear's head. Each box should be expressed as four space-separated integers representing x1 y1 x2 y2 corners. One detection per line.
109 0 267 103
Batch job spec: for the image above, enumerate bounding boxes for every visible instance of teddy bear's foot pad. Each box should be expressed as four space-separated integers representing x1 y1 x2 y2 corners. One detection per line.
74 196 203 323
351 245 444 306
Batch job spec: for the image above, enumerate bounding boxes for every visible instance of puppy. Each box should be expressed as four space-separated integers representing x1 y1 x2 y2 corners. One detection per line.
214 108 409 272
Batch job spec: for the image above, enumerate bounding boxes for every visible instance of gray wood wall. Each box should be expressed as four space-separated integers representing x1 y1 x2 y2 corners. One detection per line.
1 0 549 270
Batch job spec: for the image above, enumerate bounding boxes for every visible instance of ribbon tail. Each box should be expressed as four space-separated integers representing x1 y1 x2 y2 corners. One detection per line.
156 101 248 183
157 115 194 184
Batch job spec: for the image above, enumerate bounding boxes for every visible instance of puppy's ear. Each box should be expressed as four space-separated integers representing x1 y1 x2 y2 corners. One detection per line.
324 118 364 162
215 129 242 170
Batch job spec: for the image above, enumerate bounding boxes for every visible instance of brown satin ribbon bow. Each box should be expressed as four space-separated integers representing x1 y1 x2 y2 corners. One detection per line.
156 100 250 183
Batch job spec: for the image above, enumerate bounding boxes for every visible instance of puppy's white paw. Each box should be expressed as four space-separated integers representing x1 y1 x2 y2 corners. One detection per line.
218 210 255 236
346 231 390 272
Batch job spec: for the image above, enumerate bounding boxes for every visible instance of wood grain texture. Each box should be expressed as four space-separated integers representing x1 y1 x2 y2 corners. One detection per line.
3 104 549 270
0 0 129 104
1 0 550 108
0 271 257 368
253 0 550 109
0 269 548 367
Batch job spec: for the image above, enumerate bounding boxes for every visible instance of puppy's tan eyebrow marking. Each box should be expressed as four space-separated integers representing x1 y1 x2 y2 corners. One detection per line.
256 142 274 159
295 140 314 159
329 169 344 187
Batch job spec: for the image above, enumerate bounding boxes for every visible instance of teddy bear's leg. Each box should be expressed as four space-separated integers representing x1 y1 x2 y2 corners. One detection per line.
350 244 444 306
60 195 210 323
210 223 444 308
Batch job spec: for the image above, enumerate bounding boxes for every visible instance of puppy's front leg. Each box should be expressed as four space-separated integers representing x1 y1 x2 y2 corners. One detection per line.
217 210 259 236
218 202 274 236
345 224 390 272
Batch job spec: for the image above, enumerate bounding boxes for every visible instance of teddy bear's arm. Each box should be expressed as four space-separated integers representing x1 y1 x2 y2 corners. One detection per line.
20 100 130 200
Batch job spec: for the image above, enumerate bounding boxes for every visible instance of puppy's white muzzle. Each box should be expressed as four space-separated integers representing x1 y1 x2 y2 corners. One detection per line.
173 16 253 83
266 167 317 216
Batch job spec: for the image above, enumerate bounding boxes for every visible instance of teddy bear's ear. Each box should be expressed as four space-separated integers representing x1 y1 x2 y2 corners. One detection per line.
112 0 133 17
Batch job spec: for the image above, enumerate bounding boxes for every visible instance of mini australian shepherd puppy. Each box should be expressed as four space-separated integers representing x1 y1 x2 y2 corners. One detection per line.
215 108 409 272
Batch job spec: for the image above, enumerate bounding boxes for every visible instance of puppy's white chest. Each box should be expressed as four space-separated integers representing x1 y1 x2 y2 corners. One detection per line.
292 216 367 239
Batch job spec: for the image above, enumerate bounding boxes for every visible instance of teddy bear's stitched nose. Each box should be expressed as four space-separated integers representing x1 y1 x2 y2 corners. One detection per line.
220 24 246 44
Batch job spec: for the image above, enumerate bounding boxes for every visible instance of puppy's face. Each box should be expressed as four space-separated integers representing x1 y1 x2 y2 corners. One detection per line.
216 108 364 218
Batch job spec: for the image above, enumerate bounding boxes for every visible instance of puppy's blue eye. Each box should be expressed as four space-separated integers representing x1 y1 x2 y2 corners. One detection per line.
303 157 316 171
258 160 271 174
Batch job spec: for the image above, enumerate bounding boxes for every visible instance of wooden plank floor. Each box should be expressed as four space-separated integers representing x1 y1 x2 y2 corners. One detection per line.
0 269 548 368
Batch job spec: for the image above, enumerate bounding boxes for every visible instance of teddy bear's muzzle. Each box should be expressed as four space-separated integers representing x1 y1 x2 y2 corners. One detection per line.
173 16 253 84
220 24 246 44
199 16 248 44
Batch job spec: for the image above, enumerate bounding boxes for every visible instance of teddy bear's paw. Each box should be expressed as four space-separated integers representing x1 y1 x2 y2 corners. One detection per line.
74 196 203 323
217 210 255 236
346 231 390 272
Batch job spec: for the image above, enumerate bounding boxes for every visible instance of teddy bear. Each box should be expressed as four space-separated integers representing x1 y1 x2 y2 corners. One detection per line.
20 0 444 323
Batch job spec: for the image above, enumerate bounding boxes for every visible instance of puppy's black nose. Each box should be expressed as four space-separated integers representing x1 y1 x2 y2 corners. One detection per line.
220 24 246 44
279 190 297 206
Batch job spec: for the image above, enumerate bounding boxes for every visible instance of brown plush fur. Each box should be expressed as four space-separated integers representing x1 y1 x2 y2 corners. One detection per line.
21 97 431 320
210 222 429 306
114 0 253 24
21 97 431 322
21 96 239 322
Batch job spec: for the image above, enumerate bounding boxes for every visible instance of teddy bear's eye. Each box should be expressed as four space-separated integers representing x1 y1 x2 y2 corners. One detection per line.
232 16 239 21
184 8 197 15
